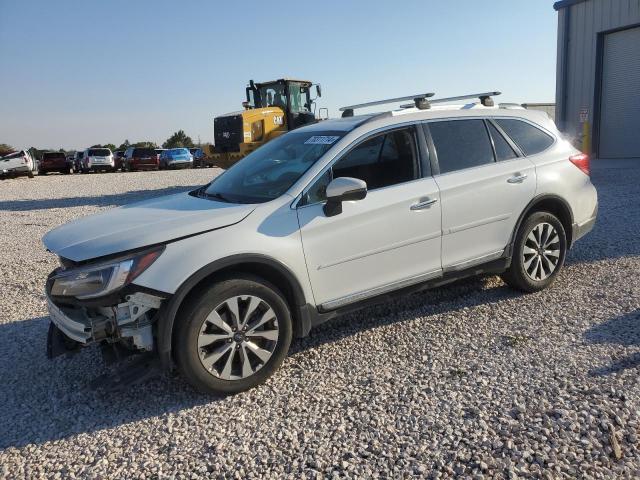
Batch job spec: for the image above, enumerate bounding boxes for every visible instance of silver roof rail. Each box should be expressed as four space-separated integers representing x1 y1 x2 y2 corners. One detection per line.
340 92 435 117
399 91 502 109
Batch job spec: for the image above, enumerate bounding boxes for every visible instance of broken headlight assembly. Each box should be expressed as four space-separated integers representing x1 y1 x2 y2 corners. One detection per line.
50 247 164 299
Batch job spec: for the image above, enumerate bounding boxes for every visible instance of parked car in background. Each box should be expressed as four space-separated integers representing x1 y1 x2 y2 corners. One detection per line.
124 147 159 171
40 99 598 394
39 152 71 175
155 148 166 163
80 148 115 173
113 150 126 171
0 150 35 179
159 148 193 169
73 151 84 172
190 147 214 168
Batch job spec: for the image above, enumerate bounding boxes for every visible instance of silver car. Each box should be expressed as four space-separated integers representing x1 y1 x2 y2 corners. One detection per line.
42 92 597 394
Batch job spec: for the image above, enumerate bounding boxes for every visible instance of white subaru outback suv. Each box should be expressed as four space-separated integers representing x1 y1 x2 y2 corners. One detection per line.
43 93 597 394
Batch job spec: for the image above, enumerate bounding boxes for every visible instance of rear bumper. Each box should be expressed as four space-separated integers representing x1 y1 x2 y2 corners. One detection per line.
40 164 68 171
572 202 598 246
165 160 192 168
1 165 31 175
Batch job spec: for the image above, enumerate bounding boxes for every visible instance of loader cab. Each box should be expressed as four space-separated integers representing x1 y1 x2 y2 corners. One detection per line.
246 79 319 130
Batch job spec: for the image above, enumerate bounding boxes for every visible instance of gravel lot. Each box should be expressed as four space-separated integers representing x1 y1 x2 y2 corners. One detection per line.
1 164 639 479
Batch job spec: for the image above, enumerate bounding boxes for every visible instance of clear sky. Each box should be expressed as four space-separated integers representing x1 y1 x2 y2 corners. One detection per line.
0 0 559 150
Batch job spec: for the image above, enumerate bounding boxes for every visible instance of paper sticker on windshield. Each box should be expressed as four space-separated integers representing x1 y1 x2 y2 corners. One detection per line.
304 135 340 145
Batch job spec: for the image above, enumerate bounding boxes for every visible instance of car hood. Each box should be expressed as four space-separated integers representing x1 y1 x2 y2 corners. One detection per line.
43 192 255 262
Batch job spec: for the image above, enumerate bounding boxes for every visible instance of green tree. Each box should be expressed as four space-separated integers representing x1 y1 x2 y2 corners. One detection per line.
162 130 194 149
103 143 117 151
0 144 14 156
118 139 131 150
133 141 158 148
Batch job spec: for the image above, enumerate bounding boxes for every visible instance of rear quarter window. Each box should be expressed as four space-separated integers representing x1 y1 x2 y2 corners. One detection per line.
495 119 554 156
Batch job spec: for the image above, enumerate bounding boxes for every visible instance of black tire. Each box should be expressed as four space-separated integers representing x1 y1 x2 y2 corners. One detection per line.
27 171 34 178
38 170 47 176
501 211 567 293
64 168 71 174
175 274 293 395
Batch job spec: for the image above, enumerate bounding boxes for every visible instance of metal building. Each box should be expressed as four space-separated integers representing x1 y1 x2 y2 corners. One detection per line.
555 0 640 159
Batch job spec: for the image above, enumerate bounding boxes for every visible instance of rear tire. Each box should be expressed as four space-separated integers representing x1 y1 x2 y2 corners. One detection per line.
501 211 567 293
175 274 293 395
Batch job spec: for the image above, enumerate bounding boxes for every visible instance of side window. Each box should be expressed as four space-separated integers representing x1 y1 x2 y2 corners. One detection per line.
488 122 518 161
301 127 418 205
333 128 417 190
494 119 554 156
429 119 494 174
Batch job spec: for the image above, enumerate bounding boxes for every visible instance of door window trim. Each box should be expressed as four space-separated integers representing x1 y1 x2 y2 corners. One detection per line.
296 123 425 208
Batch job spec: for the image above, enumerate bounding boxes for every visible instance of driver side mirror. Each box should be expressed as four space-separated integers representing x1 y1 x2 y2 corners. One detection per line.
316 84 322 98
323 177 367 217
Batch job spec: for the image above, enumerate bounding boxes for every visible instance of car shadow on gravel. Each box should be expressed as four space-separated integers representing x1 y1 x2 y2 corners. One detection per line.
0 185 203 211
0 277 518 450
584 309 640 376
0 316 220 450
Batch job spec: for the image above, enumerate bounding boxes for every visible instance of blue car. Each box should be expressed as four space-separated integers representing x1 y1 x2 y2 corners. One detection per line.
159 148 193 169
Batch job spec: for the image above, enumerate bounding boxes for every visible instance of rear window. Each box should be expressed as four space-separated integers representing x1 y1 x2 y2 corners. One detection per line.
43 152 65 160
428 119 494 174
2 151 22 159
169 148 189 155
495 119 554 156
132 148 156 157
88 148 110 156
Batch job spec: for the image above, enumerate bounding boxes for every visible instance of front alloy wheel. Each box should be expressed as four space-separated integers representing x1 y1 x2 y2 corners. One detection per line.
197 295 279 380
175 274 292 394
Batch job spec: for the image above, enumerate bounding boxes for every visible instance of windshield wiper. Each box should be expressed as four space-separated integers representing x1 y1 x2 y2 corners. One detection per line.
204 191 231 203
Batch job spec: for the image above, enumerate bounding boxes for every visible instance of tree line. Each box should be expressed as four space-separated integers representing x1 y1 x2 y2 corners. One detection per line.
1 130 197 159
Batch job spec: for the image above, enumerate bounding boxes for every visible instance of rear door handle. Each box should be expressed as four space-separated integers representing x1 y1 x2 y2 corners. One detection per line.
507 173 528 184
410 198 438 210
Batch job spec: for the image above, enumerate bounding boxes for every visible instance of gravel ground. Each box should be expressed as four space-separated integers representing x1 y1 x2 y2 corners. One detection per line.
0 164 639 479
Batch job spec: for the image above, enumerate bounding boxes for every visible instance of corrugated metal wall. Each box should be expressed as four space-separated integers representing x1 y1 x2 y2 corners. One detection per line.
556 0 640 150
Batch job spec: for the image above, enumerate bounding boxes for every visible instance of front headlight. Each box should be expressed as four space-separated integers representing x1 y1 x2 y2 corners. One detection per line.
50 247 164 299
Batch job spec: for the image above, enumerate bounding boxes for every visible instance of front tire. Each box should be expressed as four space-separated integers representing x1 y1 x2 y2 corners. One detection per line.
175 274 293 395
501 211 567 293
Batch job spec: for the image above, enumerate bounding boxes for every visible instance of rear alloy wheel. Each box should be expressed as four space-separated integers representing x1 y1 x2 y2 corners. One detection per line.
501 211 567 292
175 275 292 394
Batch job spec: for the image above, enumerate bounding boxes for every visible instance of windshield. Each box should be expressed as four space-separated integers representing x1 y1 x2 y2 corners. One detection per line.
88 148 110 156
259 83 287 108
288 83 311 113
203 130 344 204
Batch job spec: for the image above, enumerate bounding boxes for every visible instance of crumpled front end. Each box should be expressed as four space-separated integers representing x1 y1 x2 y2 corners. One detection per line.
46 291 164 358
43 248 170 363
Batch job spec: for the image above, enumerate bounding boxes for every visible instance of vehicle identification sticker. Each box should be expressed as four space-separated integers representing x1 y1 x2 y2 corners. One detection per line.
304 136 340 145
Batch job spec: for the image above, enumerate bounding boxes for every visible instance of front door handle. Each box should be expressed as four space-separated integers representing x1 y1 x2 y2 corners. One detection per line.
507 173 528 184
410 198 438 210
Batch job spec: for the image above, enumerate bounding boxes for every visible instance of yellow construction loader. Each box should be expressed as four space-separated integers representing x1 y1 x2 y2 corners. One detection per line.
208 78 322 168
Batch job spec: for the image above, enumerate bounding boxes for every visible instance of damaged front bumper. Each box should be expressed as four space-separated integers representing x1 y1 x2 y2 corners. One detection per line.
46 290 166 359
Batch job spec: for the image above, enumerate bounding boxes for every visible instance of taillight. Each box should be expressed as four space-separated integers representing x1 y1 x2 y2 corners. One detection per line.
569 153 590 176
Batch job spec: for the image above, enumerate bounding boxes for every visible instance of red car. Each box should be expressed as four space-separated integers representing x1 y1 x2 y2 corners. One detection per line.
123 147 159 171
39 152 72 175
